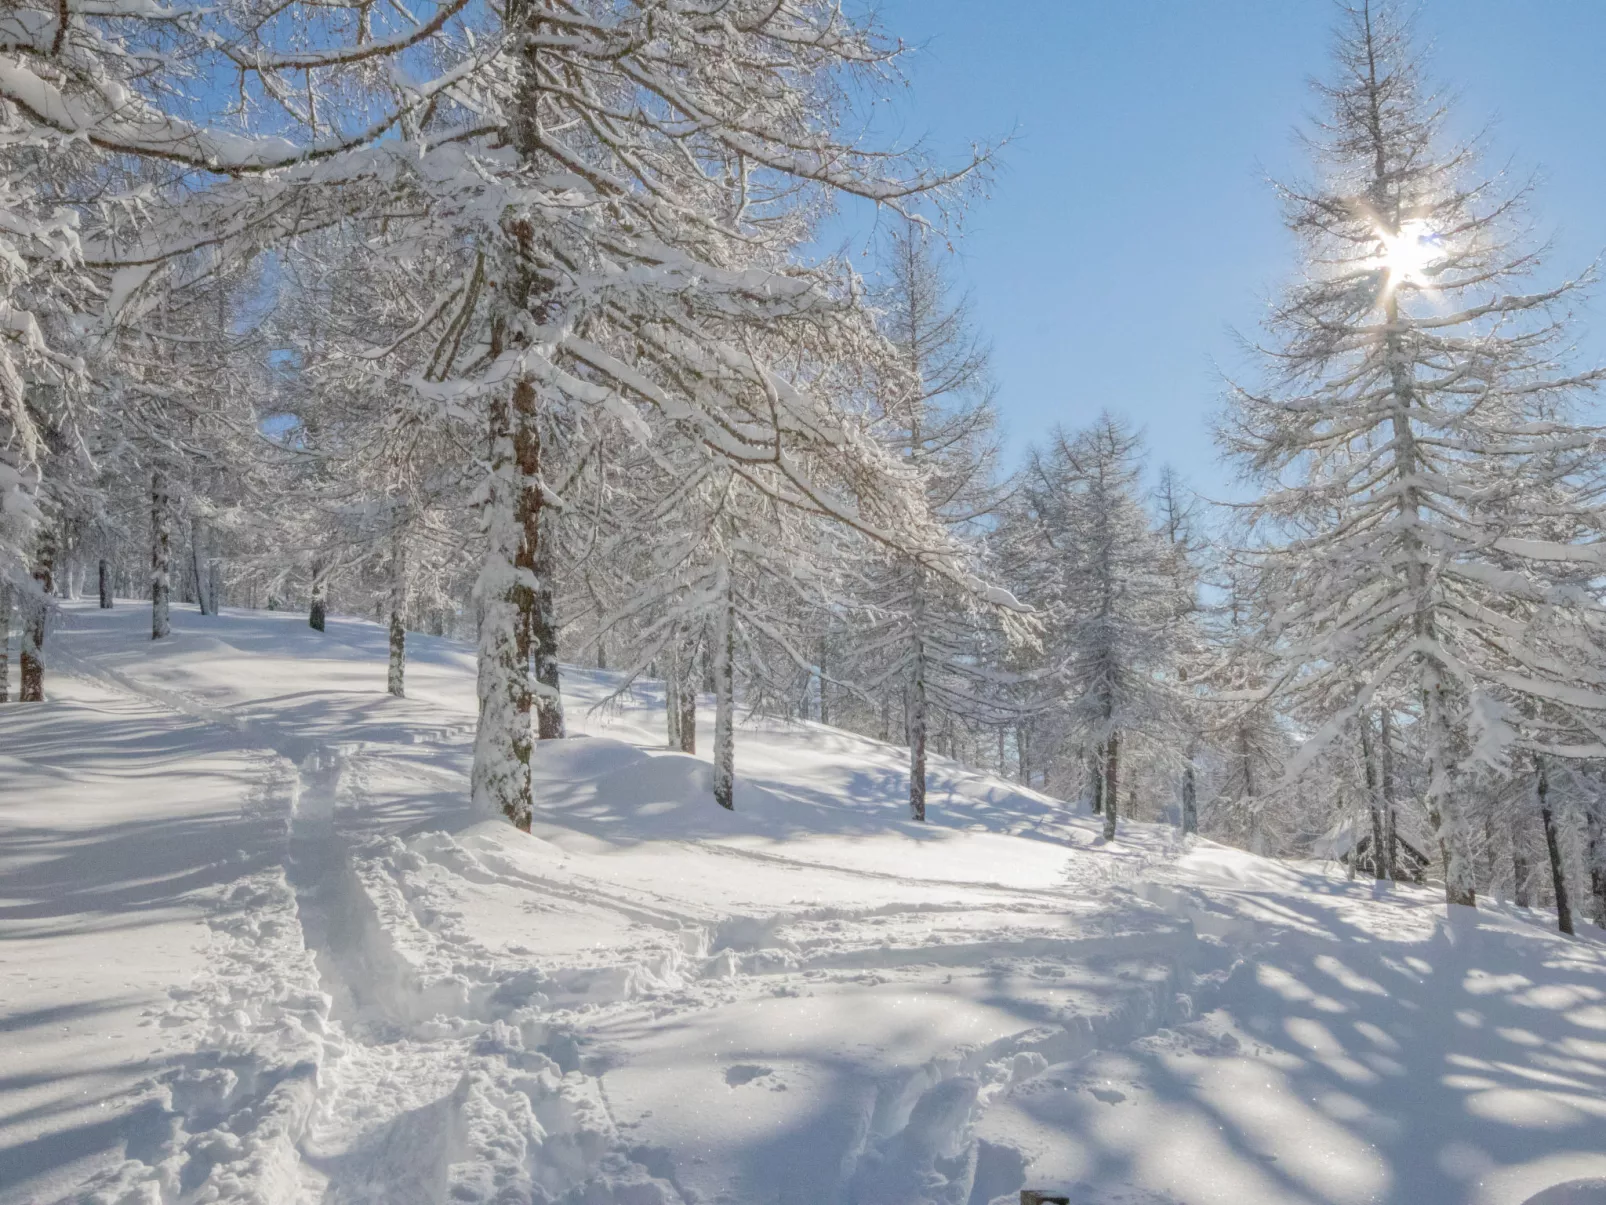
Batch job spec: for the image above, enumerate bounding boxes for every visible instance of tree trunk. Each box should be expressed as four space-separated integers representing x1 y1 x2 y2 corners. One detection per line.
530 510 565 740
0 581 10 702
151 471 171 640
1181 748 1198 835
98 559 112 609
1586 795 1606 928
1379 709 1399 880
1360 714 1387 880
387 531 407 699
1512 801 1533 908
1537 759 1573 935
1089 747 1103 815
712 567 735 810
1102 730 1120 841
472 375 534 830
666 645 682 750
678 640 697 754
308 567 327 632
20 530 54 702
817 630 830 726
908 656 927 824
191 516 211 616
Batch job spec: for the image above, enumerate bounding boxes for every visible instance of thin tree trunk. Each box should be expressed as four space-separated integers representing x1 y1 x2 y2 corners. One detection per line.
1102 730 1120 841
1360 714 1387 880
0 581 10 702
387 530 406 699
1512 800 1533 908
191 516 211 616
666 644 682 750
1181 746 1198 835
1089 747 1103 815
1380 709 1399 880
20 530 53 702
472 370 534 830
1537 758 1573 935
1586 794 1606 927
817 630 830 726
98 559 112 609
712 567 735 810
151 471 171 640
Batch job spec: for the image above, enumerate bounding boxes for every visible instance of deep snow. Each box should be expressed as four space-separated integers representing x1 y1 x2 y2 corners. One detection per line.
2 602 1604 1205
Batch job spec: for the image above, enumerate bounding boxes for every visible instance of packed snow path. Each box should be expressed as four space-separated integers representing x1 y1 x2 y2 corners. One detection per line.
3 604 1605 1205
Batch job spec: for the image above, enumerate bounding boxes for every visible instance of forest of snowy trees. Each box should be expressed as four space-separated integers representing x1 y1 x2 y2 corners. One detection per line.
4 0 1606 929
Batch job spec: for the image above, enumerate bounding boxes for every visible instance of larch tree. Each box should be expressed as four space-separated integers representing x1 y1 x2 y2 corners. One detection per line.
852 223 1008 821
1014 416 1183 840
1219 1 1606 907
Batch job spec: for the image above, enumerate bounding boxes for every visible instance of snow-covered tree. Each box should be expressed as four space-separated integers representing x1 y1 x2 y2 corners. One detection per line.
1219 1 1606 906
1007 416 1185 838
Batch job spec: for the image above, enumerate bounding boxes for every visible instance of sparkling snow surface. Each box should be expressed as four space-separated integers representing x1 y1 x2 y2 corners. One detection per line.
3 603 1605 1205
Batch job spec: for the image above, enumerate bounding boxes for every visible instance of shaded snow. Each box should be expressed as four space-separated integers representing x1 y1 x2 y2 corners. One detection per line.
1 602 1604 1205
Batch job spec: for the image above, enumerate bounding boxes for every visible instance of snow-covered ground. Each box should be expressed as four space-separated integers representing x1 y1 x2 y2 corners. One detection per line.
3 603 1605 1205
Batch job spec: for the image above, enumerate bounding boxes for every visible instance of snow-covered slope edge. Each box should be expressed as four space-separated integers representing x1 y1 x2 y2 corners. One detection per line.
1 602 1603 1205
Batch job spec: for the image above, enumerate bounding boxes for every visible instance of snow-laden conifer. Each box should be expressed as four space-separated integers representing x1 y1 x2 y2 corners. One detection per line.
1219 2 1606 905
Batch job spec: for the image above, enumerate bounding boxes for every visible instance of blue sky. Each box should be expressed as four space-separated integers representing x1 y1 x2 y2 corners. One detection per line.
828 2 1606 501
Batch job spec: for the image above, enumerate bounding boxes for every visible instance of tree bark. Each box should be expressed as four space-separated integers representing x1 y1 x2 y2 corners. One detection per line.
908 571 927 822
712 566 735 810
1379 709 1399 880
1360 713 1387 880
20 529 54 702
151 471 171 640
666 645 682 750
98 559 112 609
1181 747 1198 835
387 530 406 699
1537 758 1573 935
817 630 830 726
472 371 534 830
0 581 10 702
1102 730 1120 841
1089 747 1103 815
308 567 327 632
1512 801 1533 908
530 507 565 740
678 637 697 754
191 516 211 615
1585 794 1606 928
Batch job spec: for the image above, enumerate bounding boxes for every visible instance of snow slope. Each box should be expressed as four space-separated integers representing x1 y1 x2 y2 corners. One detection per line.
3 602 1605 1205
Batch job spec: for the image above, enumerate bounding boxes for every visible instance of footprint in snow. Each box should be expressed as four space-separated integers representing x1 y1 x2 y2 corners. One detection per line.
1089 1086 1127 1105
725 1063 775 1087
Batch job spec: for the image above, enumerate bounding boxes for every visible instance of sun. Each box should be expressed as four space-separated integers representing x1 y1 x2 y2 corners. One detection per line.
1376 218 1444 291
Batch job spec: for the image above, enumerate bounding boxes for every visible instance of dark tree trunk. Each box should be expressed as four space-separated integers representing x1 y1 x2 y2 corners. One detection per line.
20 530 54 702
1586 797 1606 927
151 471 171 639
98 559 112 608
1089 747 1103 815
308 564 327 632
713 575 735 810
1537 759 1573 935
1102 730 1120 841
1181 752 1198 835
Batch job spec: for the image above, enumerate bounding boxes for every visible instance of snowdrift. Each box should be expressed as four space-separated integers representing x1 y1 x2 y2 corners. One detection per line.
2 603 1604 1205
